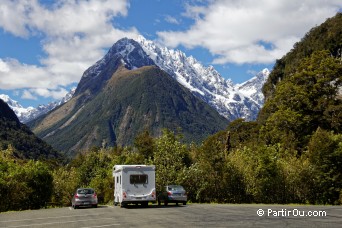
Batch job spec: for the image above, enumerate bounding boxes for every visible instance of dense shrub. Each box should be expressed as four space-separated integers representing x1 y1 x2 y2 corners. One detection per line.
0 147 53 212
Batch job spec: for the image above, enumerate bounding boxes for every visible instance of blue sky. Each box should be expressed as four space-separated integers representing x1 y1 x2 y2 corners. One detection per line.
0 0 341 107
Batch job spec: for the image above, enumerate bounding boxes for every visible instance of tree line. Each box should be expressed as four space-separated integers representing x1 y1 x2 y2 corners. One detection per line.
0 50 341 212
1 126 341 212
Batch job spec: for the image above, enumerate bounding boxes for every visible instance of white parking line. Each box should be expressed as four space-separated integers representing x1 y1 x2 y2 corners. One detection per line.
5 218 118 228
0 213 105 223
82 224 121 228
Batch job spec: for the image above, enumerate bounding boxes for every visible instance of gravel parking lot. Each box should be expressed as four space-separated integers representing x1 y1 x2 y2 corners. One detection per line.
0 204 341 228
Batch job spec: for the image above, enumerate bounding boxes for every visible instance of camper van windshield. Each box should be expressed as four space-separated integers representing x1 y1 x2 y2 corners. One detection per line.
130 174 148 184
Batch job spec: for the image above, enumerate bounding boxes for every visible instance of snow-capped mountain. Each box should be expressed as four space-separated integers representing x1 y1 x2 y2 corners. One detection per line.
0 94 35 122
135 35 269 120
0 88 76 123
2 36 269 123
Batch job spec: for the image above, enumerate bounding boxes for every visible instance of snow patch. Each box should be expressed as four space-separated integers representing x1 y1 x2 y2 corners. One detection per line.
135 35 270 120
1 87 76 123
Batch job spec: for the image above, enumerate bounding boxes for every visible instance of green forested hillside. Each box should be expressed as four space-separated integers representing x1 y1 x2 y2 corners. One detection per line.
0 99 61 160
256 13 342 171
259 50 342 149
263 12 342 100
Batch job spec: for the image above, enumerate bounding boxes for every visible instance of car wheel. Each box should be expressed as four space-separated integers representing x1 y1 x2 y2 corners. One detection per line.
120 203 126 208
74 205 79 209
183 202 187 205
164 201 168 206
93 204 97 208
158 200 161 206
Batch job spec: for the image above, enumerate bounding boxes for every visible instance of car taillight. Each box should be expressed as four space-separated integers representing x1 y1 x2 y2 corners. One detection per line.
93 193 97 198
167 191 172 196
152 190 156 198
74 194 79 198
123 192 127 199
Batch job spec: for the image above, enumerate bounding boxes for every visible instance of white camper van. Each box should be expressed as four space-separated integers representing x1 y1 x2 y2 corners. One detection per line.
113 165 156 207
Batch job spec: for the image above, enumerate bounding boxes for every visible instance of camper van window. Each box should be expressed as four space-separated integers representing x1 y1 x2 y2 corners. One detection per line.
130 174 148 184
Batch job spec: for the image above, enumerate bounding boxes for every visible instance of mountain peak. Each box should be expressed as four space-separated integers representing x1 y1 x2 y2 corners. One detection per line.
237 68 270 107
261 68 270 75
108 38 155 69
74 37 155 98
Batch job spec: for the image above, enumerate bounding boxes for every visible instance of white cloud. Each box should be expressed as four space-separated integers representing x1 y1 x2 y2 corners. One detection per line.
0 0 139 99
0 58 55 89
157 0 342 64
0 0 31 37
21 87 69 100
0 59 10 72
21 90 37 100
29 87 69 100
0 0 130 38
165 15 180 24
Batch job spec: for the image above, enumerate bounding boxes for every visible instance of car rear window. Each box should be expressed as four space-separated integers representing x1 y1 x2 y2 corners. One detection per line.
168 186 184 191
130 174 148 184
77 189 94 194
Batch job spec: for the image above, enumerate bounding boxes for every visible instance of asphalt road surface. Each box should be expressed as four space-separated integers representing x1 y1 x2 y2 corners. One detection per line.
0 204 341 228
